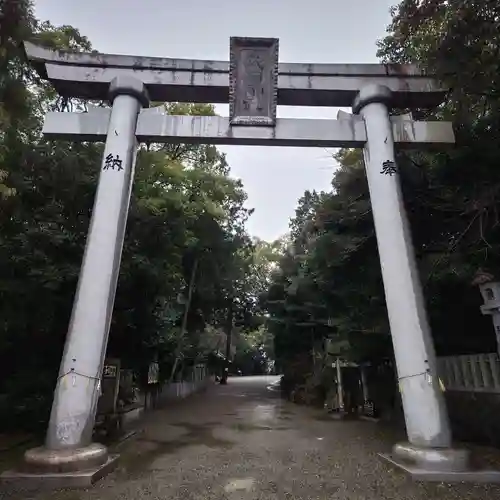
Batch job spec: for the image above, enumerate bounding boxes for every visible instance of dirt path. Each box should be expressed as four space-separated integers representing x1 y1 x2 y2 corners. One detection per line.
5 375 500 500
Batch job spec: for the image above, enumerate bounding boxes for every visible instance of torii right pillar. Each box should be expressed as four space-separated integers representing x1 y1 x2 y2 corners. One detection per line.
352 84 500 481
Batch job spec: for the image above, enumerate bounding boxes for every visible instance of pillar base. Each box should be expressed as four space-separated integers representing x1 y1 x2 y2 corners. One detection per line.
380 442 500 483
24 442 108 473
1 455 119 490
0 443 118 490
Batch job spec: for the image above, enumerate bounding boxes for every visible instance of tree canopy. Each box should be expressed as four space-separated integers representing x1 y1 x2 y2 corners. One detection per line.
265 0 500 385
2 0 500 426
0 1 269 429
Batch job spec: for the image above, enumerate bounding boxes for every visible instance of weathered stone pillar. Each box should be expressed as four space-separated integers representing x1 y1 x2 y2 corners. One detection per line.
23 76 149 478
353 84 469 472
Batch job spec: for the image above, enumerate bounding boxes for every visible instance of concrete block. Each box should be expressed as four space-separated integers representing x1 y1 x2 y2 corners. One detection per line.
0 454 119 490
380 453 500 483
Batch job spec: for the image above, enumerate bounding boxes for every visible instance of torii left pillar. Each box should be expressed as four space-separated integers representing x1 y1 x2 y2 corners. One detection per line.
2 76 149 488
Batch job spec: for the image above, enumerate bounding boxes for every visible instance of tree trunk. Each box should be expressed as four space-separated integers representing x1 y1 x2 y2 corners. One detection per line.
220 299 234 385
169 258 198 383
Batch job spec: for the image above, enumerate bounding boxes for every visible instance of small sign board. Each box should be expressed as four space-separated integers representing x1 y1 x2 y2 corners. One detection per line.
229 37 279 126
103 364 118 378
325 338 350 355
98 358 121 414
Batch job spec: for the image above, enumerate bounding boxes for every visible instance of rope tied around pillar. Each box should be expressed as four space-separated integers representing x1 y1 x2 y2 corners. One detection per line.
398 370 446 392
398 370 429 381
57 368 102 392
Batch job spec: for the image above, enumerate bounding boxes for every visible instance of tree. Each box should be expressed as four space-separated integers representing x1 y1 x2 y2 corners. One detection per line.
376 0 500 354
0 2 256 429
266 0 500 401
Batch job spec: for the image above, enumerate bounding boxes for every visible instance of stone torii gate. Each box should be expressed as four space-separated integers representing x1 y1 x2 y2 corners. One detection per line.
5 37 499 487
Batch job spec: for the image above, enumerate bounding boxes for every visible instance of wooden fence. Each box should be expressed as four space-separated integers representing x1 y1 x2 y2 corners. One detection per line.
437 353 500 393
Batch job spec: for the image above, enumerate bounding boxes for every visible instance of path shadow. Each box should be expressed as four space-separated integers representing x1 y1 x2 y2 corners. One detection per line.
117 422 234 477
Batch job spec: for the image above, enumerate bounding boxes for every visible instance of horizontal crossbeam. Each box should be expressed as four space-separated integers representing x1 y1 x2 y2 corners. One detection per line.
22 42 429 76
24 43 447 109
42 110 455 148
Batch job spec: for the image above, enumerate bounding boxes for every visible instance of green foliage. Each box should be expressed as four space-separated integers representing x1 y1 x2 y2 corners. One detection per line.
266 0 500 379
232 326 273 375
0 1 256 429
376 0 500 354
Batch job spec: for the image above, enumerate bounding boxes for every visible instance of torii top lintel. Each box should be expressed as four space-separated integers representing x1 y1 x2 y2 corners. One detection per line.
23 39 447 109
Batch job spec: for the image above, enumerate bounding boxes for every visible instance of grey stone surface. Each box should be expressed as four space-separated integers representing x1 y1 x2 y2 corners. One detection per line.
24 41 447 108
22 41 431 76
381 453 500 483
43 112 455 149
42 62 445 109
229 37 278 126
3 376 500 499
1 455 118 490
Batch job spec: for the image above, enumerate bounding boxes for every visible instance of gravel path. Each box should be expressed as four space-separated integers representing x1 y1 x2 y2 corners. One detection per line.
7 376 500 500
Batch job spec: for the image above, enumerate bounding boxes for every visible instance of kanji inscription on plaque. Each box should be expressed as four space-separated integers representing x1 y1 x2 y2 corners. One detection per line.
229 37 279 126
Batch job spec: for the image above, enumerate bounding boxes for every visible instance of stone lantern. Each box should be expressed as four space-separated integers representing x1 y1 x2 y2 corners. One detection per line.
472 269 500 354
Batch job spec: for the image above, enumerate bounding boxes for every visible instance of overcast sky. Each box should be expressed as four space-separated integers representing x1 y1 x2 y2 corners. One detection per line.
34 0 395 241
